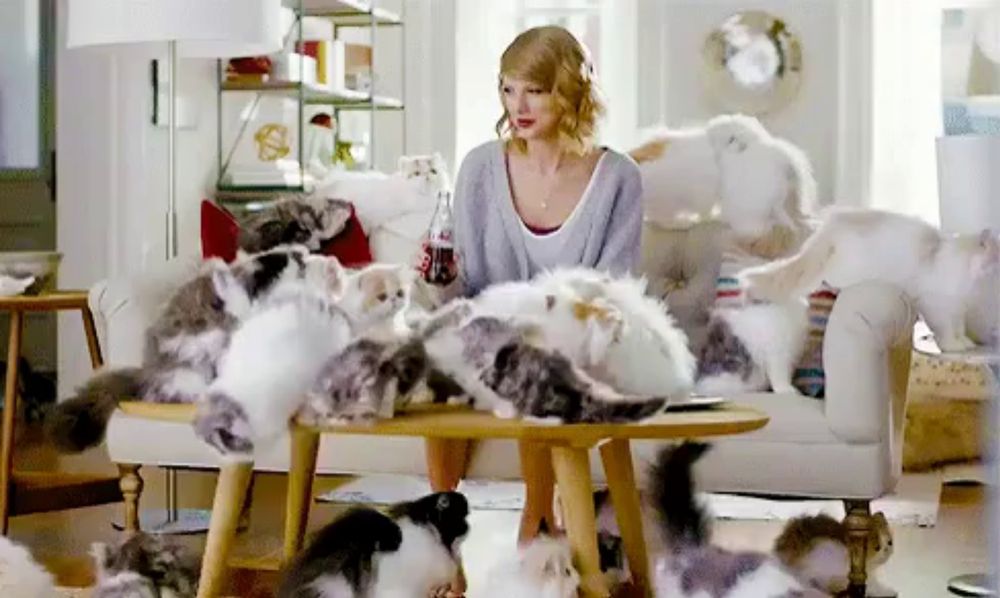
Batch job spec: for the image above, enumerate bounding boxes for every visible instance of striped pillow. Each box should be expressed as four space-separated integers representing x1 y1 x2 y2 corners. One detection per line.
792 286 838 397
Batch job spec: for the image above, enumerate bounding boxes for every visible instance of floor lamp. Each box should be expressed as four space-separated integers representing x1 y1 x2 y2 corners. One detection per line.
66 0 282 534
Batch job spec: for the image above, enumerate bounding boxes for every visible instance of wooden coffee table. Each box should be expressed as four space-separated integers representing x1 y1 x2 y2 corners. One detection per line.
116 401 767 598
0 291 119 535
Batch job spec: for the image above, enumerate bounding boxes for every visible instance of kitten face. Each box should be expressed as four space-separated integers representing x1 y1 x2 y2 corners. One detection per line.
389 491 470 555
344 264 413 324
91 533 199 598
516 534 580 597
869 512 894 565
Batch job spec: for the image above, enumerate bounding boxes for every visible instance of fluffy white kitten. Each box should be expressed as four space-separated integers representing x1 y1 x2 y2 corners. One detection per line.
316 153 450 235
533 267 697 398
707 113 817 240
0 536 59 598
695 300 809 396
741 208 1000 352
631 114 816 250
481 535 580 598
192 286 354 460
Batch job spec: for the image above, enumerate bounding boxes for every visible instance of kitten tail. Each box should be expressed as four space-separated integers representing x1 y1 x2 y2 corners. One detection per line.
45 367 144 453
739 224 835 301
649 442 712 549
627 137 669 163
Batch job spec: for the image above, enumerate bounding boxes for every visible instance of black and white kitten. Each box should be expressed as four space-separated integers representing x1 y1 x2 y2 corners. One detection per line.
47 246 341 453
426 315 668 423
90 532 199 598
278 492 469 598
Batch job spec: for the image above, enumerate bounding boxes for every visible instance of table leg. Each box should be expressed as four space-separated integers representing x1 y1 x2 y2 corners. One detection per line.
0 311 23 535
551 444 609 598
197 461 253 598
80 306 103 369
599 439 651 597
284 427 320 560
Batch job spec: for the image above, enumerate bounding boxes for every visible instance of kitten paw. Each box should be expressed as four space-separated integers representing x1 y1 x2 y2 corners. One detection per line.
492 403 519 419
866 580 897 597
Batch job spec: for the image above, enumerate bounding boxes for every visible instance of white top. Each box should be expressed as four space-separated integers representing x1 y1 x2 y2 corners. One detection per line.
518 153 608 275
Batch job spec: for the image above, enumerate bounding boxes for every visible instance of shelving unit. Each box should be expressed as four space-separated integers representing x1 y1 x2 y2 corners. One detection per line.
216 0 405 202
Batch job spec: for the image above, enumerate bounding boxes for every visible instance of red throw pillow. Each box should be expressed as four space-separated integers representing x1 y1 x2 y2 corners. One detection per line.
321 203 373 268
200 200 240 262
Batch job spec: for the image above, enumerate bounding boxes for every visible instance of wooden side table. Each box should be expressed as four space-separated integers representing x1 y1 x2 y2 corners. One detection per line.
0 291 120 534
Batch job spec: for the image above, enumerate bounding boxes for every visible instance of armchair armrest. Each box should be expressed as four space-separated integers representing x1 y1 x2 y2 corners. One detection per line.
824 281 916 445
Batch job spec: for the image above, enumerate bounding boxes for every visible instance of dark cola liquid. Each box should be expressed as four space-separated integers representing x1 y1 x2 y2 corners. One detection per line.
424 245 457 285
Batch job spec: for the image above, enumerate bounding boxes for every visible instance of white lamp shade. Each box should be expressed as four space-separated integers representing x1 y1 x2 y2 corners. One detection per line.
67 0 284 58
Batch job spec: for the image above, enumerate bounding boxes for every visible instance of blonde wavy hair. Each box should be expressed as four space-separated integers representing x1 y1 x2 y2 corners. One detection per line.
495 26 606 156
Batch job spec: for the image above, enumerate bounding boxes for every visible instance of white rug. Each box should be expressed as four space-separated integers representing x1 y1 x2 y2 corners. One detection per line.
317 470 944 527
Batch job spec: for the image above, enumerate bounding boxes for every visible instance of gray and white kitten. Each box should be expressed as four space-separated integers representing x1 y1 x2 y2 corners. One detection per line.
426 315 668 423
47 246 341 453
299 298 472 425
90 533 199 598
278 492 469 598
238 195 353 253
650 443 827 597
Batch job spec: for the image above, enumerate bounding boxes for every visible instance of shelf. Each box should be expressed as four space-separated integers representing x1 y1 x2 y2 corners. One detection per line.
287 0 403 24
220 80 404 110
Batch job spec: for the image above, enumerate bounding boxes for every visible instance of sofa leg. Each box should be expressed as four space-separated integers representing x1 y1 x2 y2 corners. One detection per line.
117 464 143 534
844 499 871 598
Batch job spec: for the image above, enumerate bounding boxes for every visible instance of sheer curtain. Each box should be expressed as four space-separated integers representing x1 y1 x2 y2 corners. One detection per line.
868 0 943 223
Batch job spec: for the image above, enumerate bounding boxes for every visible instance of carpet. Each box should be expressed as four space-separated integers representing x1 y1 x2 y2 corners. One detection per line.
316 470 944 527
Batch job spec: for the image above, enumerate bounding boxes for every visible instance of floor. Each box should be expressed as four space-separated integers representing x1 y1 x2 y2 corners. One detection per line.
6 425 994 597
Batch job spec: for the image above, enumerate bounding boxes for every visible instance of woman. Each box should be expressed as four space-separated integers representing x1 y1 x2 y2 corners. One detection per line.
426 21 643 566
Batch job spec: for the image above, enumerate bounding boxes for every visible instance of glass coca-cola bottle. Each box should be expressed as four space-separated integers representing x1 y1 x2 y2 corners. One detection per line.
421 190 458 286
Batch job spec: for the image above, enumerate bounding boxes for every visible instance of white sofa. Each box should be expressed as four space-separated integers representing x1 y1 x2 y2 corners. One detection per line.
91 219 915 499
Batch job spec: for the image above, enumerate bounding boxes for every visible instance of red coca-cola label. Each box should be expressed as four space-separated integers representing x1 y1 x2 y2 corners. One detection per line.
418 240 458 285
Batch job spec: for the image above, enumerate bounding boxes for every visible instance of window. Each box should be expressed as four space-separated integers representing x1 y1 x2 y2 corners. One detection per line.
0 0 45 173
